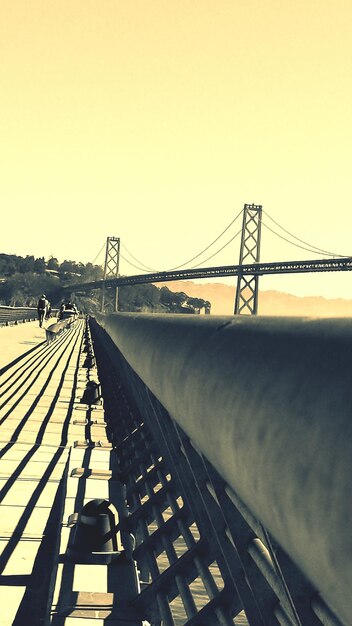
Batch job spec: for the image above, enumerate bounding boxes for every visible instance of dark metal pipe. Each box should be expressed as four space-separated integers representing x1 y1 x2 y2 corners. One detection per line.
96 312 352 625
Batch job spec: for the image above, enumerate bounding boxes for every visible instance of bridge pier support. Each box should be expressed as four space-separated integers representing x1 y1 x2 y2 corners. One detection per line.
101 236 120 313
234 204 262 315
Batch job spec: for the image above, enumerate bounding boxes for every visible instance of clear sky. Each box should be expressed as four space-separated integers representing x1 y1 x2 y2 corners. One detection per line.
1 1 352 298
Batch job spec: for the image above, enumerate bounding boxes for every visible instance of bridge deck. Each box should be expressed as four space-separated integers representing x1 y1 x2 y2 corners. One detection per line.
0 320 251 626
0 320 46 370
2 317 334 626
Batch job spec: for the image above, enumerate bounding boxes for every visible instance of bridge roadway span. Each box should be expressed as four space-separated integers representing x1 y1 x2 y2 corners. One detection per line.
63 255 352 292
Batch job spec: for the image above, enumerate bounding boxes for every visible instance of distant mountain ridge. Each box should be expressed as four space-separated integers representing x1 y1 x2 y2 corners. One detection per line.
156 280 352 317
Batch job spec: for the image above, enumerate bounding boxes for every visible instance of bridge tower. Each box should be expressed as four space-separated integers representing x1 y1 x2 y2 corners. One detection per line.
101 236 120 313
234 204 262 315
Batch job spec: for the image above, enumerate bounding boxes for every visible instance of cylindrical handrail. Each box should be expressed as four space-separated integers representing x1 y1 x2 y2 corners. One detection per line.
96 312 352 625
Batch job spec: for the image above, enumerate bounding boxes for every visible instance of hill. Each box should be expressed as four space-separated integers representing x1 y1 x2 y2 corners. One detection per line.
0 252 210 314
156 280 352 317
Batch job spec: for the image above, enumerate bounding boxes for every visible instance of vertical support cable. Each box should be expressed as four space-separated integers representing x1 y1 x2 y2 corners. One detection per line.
234 204 262 315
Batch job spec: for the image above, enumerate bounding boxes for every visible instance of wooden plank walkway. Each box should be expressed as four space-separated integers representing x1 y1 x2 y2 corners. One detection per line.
0 320 46 370
0 319 123 625
0 320 248 626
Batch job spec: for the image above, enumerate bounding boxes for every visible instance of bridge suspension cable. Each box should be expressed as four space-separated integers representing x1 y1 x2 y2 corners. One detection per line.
123 221 242 277
188 226 243 268
91 241 107 265
119 251 154 273
165 207 244 271
262 210 346 258
120 243 158 272
261 220 346 258
119 207 244 275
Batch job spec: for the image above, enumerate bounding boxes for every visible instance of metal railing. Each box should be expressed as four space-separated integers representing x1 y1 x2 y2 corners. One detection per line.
0 305 61 326
91 312 352 626
0 305 38 325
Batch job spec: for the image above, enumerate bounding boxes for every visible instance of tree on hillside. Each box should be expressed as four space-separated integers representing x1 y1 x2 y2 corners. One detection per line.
0 255 18 276
47 257 59 271
22 255 35 273
0 251 211 314
119 284 161 312
0 272 62 307
33 257 46 273
59 259 80 274
160 287 188 311
186 297 208 314
80 262 104 282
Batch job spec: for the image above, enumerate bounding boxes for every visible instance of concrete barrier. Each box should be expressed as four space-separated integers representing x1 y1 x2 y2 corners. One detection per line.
96 312 352 625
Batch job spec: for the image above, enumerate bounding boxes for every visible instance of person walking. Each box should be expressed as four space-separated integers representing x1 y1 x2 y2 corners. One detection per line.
37 294 48 328
45 301 52 320
58 302 65 320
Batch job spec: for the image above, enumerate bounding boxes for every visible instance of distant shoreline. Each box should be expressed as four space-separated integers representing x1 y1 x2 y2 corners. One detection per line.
155 280 352 317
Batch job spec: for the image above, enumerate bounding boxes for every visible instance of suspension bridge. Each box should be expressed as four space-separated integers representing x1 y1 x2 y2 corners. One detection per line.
65 204 352 315
1 204 352 626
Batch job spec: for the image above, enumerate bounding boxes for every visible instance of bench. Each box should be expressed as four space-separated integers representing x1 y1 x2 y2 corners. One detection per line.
45 318 74 344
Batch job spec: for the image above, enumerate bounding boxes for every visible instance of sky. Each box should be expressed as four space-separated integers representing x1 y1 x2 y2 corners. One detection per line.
1 0 352 299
